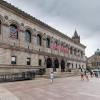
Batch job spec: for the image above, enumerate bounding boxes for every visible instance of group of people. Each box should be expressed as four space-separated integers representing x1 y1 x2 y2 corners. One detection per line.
50 70 99 84
81 70 96 81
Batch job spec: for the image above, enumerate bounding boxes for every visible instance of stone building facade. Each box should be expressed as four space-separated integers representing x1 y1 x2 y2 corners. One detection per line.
87 49 100 69
0 0 86 73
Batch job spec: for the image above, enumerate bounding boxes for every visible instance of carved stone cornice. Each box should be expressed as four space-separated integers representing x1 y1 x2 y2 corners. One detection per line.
2 22 9 27
0 64 45 69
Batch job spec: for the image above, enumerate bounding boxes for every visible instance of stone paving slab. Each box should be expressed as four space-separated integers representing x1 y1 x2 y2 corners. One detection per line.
0 87 19 100
0 77 100 100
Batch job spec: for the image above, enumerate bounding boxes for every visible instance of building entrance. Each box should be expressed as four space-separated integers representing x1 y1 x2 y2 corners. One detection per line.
53 58 59 72
61 60 65 72
46 58 52 68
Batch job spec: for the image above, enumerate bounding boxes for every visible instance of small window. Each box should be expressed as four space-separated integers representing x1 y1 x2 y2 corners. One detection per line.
11 56 16 64
27 58 31 65
76 64 77 68
72 63 73 69
39 59 42 66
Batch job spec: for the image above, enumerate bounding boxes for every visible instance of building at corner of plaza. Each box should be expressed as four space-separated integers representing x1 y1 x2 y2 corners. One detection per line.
0 0 86 74
87 49 100 69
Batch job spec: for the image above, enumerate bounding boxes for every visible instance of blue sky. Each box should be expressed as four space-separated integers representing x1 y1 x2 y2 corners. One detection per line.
4 0 100 57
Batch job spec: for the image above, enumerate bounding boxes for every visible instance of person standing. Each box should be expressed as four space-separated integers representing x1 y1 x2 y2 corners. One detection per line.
85 71 89 81
81 71 84 81
90 71 93 78
50 72 54 84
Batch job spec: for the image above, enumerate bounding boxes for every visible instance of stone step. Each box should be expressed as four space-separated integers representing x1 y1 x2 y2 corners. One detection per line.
35 69 81 79
42 72 80 79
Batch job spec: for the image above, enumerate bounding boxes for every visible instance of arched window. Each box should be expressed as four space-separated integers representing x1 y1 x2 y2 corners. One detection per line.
46 38 50 48
37 34 42 46
25 30 31 43
10 24 18 39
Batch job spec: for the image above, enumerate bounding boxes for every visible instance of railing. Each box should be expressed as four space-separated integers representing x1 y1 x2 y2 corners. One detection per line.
0 71 35 82
0 68 46 82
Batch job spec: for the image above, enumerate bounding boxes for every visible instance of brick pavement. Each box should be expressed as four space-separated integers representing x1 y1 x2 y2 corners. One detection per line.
0 77 100 100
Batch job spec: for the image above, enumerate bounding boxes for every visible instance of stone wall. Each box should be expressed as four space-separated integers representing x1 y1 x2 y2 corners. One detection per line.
0 2 86 73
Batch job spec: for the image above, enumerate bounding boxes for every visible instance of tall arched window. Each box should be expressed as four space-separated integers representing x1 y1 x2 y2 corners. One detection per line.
10 24 18 39
25 30 31 43
37 34 42 46
46 38 50 48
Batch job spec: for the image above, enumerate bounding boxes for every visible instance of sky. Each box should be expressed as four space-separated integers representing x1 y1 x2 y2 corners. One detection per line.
4 0 100 57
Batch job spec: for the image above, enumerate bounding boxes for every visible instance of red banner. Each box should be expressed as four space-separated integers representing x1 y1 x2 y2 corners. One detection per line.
50 43 69 54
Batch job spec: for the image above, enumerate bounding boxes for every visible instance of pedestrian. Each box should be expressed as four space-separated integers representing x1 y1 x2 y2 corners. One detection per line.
84 70 86 76
90 71 93 78
50 72 54 84
85 71 89 81
81 71 84 81
94 71 99 78
92 71 95 77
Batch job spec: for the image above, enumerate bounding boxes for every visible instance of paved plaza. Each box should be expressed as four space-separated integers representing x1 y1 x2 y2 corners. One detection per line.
0 76 100 100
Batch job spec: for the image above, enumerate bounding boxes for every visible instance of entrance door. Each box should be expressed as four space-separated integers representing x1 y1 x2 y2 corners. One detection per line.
61 60 65 72
46 58 52 68
53 59 59 72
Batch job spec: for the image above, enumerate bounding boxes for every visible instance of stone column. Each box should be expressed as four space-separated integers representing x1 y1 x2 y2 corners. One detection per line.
19 27 25 48
72 47 75 55
32 34 36 46
78 50 81 57
42 37 46 48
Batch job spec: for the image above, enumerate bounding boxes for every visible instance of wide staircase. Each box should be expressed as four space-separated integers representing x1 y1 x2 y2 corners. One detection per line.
42 69 81 79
